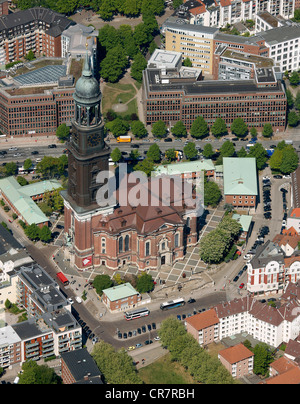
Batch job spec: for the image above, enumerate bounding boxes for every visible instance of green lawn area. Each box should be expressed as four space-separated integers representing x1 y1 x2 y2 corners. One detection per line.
138 353 197 384
102 82 138 117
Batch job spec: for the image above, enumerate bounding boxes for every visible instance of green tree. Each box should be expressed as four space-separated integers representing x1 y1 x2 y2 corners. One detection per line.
220 140 235 157
100 45 128 83
130 52 147 83
24 158 33 171
133 158 155 177
131 120 147 139
199 229 228 263
269 148 283 171
133 23 152 49
250 127 257 138
171 120 187 138
248 143 268 170
39 226 52 243
5 162 17 176
289 70 300 86
190 116 209 139
106 118 129 137
183 142 198 160
165 148 177 162
136 272 154 293
211 118 228 138
280 146 299 174
19 360 61 384
253 343 273 376
152 120 167 138
129 149 140 162
237 147 247 157
147 143 161 163
98 25 120 51
16 176 28 186
295 91 300 110
110 147 122 163
204 181 221 207
286 89 294 109
56 123 70 141
183 57 192 67
262 123 273 138
98 0 116 20
25 223 40 241
92 340 143 384
287 110 299 127
202 143 214 158
231 118 248 138
93 274 113 296
25 50 35 61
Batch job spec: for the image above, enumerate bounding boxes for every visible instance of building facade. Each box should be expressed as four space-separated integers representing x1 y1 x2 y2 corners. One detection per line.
0 7 73 65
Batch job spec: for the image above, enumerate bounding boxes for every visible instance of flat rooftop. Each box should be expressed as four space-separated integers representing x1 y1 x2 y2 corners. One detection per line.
144 68 284 96
221 49 274 69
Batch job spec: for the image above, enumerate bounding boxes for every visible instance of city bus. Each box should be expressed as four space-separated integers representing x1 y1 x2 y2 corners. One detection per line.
124 307 150 320
160 298 185 311
117 136 131 143
56 272 69 286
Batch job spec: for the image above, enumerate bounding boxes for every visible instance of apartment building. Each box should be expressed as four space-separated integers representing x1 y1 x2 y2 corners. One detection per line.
255 25 300 72
175 0 295 28
0 7 73 65
0 326 21 369
187 288 300 349
218 343 254 378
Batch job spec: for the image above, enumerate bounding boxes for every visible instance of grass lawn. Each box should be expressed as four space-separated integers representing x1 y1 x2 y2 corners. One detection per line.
102 82 138 116
138 353 196 384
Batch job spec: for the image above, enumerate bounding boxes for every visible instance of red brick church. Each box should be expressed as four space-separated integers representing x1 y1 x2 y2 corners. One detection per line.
62 54 200 272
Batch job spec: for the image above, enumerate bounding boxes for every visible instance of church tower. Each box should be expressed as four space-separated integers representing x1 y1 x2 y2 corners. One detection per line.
65 51 111 212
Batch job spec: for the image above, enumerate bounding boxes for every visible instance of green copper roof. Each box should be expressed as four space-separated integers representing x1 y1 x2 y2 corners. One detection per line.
153 159 215 176
0 177 61 225
232 214 252 232
103 283 139 302
223 157 257 196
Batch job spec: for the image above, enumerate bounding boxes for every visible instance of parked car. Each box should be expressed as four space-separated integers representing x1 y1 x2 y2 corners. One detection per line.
273 175 282 179
233 276 239 282
239 283 245 289
136 343 143 348
127 346 135 351
187 298 196 304
145 340 153 345
48 144 57 148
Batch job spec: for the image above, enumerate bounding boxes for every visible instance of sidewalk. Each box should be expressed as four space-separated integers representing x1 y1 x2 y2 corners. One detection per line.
0 135 59 148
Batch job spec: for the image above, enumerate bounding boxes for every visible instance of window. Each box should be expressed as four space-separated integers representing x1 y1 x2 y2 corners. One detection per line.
175 233 179 248
145 241 150 257
119 237 123 253
125 235 130 252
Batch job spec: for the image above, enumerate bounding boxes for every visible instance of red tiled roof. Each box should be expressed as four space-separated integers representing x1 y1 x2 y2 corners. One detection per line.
219 343 253 365
186 308 219 330
271 356 298 375
264 366 300 384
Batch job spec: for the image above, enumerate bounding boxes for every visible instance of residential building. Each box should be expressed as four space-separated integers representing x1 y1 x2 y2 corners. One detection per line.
0 176 62 227
261 356 300 384
0 326 22 368
255 25 300 72
291 166 300 210
287 208 300 233
61 348 103 384
255 11 295 33
223 157 258 209
186 287 300 349
218 343 254 378
0 7 73 65
185 308 220 345
0 0 8 17
101 283 142 313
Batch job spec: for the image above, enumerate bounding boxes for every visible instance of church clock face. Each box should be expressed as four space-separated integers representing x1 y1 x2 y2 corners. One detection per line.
87 132 101 147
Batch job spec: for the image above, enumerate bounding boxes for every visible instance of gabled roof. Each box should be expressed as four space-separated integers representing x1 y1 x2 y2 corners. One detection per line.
186 308 219 330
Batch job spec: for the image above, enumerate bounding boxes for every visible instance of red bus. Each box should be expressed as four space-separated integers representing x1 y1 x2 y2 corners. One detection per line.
56 272 69 286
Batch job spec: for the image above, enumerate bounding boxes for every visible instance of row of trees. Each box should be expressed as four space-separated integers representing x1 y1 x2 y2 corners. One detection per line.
269 141 299 175
151 118 275 140
199 215 242 264
158 317 237 384
286 88 300 128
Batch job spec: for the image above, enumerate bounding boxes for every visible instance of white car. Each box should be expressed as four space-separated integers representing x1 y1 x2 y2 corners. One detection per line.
154 336 160 341
9 147 18 151
67 297 74 304
263 176 270 180
282 220 287 227
244 254 251 260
